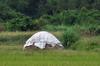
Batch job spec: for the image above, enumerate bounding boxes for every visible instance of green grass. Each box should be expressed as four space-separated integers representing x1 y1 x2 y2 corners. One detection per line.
0 45 100 66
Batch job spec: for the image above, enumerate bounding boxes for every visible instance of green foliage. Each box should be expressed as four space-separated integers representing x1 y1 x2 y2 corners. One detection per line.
0 23 5 31
0 0 100 31
0 3 25 22
32 16 48 30
37 10 77 25
0 4 12 21
38 9 100 26
78 25 100 36
71 36 100 51
95 26 100 35
62 28 80 48
7 0 28 11
5 16 33 31
60 10 78 25
0 0 100 18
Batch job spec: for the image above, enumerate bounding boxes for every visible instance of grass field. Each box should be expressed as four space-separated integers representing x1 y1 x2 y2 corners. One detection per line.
0 45 100 66
0 32 100 66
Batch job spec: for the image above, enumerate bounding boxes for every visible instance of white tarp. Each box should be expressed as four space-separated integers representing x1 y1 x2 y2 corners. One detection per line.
24 31 63 49
34 42 45 49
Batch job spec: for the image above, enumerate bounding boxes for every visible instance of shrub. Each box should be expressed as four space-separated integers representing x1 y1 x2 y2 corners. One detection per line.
5 16 33 31
76 24 100 36
46 10 78 25
62 28 80 48
95 26 100 35
71 36 100 51
0 23 5 31
32 16 48 30
88 25 97 36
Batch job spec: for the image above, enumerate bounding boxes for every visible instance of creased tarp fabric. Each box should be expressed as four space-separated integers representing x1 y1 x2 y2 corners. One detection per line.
24 31 63 49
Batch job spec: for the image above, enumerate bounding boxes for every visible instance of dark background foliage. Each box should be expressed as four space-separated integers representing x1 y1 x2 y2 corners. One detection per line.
0 0 100 31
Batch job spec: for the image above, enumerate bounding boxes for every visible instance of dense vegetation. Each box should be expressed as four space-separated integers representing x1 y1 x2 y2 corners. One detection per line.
0 0 100 31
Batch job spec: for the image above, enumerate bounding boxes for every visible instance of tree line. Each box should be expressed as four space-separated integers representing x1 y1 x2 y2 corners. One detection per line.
0 0 100 31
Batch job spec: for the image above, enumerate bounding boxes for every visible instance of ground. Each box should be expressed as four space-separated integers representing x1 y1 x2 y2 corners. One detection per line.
0 45 100 66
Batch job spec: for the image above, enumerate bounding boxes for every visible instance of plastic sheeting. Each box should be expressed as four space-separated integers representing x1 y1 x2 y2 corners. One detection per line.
24 31 63 49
